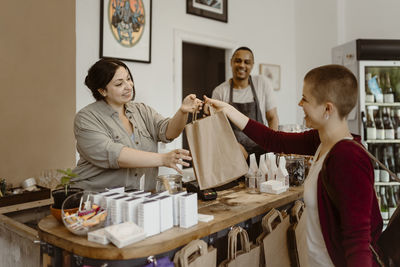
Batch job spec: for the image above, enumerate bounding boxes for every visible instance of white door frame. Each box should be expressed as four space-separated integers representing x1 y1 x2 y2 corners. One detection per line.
172 29 236 149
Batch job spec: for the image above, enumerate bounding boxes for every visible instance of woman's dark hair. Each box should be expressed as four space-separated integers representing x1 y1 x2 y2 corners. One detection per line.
85 58 134 101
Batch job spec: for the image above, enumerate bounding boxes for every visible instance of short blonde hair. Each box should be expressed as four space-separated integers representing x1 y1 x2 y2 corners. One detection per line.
304 64 358 119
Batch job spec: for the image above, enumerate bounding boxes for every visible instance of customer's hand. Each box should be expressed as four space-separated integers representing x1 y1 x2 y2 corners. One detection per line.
162 149 192 174
180 94 203 114
203 95 231 114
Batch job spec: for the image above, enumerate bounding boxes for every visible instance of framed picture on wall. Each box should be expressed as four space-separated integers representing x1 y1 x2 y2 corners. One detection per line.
100 0 152 63
259 63 281 91
186 0 228 23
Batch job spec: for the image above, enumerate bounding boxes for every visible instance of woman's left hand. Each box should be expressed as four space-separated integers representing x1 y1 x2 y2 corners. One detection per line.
180 94 203 114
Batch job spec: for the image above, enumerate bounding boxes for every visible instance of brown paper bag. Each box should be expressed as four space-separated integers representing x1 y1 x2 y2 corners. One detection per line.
173 239 217 267
219 226 260 267
185 111 248 190
258 209 291 267
287 200 309 267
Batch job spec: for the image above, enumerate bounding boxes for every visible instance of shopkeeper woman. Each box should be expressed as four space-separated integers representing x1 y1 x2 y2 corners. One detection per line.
205 64 383 266
72 58 202 191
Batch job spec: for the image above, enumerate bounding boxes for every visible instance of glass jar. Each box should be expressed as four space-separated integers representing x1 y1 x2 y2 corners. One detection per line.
282 154 307 187
156 174 183 194
245 171 262 194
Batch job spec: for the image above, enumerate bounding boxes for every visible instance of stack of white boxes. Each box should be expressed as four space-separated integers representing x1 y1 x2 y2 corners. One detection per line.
110 195 131 225
138 199 160 237
122 196 144 224
172 191 187 226
156 195 173 232
179 193 198 228
88 188 199 246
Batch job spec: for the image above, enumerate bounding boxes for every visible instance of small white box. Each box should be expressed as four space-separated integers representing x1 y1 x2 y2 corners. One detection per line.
179 193 198 228
157 195 173 232
123 196 144 224
110 195 131 225
260 180 285 193
138 199 160 237
198 213 214 222
88 228 109 245
104 222 146 248
172 191 187 226
101 193 124 226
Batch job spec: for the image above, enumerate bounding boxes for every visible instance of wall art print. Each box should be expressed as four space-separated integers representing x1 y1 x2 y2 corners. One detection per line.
186 0 228 23
100 0 152 63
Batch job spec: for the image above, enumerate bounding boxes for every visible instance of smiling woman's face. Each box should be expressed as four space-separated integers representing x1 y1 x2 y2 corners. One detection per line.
101 66 134 107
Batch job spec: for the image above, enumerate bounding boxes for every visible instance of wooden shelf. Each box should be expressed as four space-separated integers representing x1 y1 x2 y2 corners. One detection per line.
366 139 400 143
365 102 400 107
375 182 400 186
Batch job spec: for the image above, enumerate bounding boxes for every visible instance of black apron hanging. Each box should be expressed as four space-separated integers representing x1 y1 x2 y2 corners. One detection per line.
229 76 265 160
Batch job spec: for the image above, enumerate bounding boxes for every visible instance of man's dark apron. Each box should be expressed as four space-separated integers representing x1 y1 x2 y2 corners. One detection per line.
229 76 265 161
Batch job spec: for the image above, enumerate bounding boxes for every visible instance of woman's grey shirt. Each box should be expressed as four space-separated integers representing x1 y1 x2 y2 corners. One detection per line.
72 100 171 191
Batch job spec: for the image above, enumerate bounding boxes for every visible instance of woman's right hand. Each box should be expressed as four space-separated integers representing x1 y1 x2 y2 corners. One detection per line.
162 149 192 174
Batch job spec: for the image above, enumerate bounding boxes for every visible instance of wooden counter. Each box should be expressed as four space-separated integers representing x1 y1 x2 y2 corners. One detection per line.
38 185 303 260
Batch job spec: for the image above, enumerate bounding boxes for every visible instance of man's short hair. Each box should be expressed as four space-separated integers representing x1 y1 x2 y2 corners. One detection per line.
232 46 254 60
304 64 358 119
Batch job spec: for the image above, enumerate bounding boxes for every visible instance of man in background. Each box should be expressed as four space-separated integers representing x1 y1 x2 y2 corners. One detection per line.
212 47 279 161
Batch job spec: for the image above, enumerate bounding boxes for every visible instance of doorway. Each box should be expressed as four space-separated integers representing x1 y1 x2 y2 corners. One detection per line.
182 42 227 152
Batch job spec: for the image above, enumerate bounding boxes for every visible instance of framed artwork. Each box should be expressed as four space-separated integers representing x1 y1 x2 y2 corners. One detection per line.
186 0 228 23
259 63 281 91
100 0 152 63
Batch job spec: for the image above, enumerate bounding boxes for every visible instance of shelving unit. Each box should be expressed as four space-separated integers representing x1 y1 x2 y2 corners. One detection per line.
375 182 400 186
365 102 400 107
366 139 400 144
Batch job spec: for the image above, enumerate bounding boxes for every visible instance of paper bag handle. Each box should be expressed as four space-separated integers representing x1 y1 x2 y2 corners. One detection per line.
228 226 251 260
191 105 216 123
291 200 305 223
180 239 208 267
261 209 283 233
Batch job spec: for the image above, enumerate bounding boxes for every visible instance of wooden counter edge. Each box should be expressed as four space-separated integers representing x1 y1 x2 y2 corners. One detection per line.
38 187 303 260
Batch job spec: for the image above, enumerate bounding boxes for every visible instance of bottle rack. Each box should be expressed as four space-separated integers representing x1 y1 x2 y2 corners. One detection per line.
365 102 400 107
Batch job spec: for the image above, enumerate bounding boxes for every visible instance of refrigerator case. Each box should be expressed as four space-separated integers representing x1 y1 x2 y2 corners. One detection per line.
332 39 400 138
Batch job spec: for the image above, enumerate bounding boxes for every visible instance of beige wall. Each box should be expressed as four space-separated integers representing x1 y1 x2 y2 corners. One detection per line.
0 1 76 186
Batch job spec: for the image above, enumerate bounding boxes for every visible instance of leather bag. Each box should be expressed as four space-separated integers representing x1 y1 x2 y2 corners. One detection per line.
321 139 400 267
173 239 217 267
185 110 248 190
256 209 291 267
219 226 260 267
287 200 309 267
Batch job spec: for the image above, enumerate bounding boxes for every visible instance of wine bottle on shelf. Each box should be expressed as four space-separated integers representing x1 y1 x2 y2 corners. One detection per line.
366 107 376 140
394 185 400 205
395 144 400 178
387 186 397 218
383 107 395 140
372 144 380 183
373 75 384 103
380 186 389 220
380 146 390 183
375 108 385 140
394 108 400 139
365 73 375 103
387 145 396 180
383 72 394 103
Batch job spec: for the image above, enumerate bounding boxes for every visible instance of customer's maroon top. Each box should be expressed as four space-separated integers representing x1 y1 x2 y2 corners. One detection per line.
243 119 383 267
